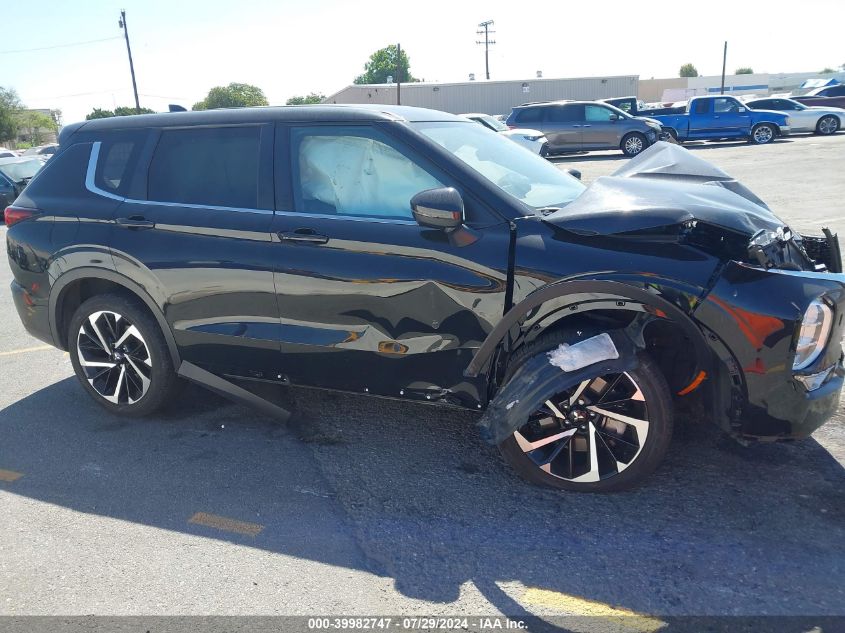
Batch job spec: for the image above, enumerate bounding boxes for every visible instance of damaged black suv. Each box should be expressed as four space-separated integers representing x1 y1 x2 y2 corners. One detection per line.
7 106 844 492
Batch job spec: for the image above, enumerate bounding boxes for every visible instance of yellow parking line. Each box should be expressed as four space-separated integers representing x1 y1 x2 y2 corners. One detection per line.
0 345 54 357
522 587 665 633
188 512 264 537
0 469 24 482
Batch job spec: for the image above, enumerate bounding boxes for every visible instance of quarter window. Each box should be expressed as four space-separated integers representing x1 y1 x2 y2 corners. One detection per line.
290 126 443 219
94 133 145 195
148 126 260 208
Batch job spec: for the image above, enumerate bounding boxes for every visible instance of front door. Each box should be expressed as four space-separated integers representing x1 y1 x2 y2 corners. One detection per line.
269 123 512 405
581 104 622 149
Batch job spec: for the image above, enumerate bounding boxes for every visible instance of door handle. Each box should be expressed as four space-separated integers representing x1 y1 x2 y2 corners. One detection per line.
277 228 329 245
582 124 592 127
115 216 155 230
572 125 582 128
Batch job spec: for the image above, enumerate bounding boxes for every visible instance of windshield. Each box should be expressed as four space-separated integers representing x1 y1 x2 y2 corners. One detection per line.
414 121 585 211
0 159 43 183
476 115 508 132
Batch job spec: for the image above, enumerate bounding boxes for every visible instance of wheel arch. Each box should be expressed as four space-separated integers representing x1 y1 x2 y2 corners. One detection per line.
49 268 181 367
465 279 712 395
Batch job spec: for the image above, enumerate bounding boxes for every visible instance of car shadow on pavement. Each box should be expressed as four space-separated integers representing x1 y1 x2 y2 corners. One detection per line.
2 377 844 622
548 139 796 163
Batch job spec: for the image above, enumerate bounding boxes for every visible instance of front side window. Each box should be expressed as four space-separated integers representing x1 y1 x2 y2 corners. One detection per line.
585 105 615 121
713 98 739 113
415 121 585 211
290 126 443 219
148 126 260 208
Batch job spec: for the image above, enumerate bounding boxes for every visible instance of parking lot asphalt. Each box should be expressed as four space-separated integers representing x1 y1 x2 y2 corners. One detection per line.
1 134 844 626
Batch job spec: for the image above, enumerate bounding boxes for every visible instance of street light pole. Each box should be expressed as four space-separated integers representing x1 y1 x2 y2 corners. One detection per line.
118 9 141 113
720 41 727 95
396 42 401 106
476 20 496 80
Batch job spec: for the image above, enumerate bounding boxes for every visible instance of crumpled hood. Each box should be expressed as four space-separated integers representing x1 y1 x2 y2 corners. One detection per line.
544 141 787 237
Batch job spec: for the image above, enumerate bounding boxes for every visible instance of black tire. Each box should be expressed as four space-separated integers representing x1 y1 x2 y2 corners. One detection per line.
749 123 776 144
815 115 840 136
68 293 181 417
620 132 647 157
497 330 674 492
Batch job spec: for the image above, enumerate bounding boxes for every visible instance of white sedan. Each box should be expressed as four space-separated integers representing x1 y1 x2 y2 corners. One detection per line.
745 97 842 135
459 113 549 156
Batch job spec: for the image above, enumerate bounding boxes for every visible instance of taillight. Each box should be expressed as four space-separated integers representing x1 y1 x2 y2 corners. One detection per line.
4 206 38 227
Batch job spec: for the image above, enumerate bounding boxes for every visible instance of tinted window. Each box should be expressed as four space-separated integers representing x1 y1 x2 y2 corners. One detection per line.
95 138 141 194
585 105 615 121
148 126 260 208
693 100 710 114
515 108 544 124
748 99 774 109
290 126 443 219
548 104 584 122
828 85 845 96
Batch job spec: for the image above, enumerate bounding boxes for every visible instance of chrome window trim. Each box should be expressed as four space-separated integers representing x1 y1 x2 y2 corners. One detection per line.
85 141 417 225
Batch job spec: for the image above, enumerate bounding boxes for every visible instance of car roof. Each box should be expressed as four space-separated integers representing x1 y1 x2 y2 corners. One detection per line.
71 104 465 133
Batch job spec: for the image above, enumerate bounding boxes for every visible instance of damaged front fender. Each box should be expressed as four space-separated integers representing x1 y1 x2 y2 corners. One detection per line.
477 328 643 446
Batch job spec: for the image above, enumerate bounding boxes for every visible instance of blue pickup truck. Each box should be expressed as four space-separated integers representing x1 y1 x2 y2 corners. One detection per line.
645 95 791 144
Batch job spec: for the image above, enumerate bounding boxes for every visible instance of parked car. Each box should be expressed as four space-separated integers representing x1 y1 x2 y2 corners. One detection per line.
460 112 548 155
602 96 687 117
648 95 790 144
792 84 845 109
745 97 842 135
22 144 59 160
7 106 845 492
0 148 19 159
506 100 663 157
0 156 43 213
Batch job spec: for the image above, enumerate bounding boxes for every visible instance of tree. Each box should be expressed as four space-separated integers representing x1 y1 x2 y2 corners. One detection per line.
286 93 325 105
0 86 23 144
679 63 699 77
735 67 753 75
193 83 269 110
354 45 418 84
820 67 836 74
15 110 57 146
86 106 154 120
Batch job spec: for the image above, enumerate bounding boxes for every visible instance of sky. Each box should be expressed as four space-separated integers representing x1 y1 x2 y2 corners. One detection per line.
3 0 844 125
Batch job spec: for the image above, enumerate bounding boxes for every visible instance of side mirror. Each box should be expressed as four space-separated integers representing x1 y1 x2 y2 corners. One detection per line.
567 168 582 180
411 187 464 230
737 107 747 113
609 114 620 121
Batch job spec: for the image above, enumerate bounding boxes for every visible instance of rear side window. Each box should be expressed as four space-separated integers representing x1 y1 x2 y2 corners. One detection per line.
514 108 543 124
548 104 584 122
148 126 260 208
693 100 710 114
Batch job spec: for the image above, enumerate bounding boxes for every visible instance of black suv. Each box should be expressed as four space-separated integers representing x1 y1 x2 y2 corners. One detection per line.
6 105 844 492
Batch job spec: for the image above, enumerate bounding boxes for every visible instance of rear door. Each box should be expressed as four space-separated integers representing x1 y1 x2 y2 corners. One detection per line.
543 104 584 151
107 123 282 377
268 122 511 404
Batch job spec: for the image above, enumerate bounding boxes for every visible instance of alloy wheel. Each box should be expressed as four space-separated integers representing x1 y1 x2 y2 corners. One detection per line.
513 372 649 483
753 125 773 143
76 310 152 404
625 136 644 155
818 116 838 135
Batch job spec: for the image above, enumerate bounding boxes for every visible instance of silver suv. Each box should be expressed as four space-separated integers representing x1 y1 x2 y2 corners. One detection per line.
506 100 664 157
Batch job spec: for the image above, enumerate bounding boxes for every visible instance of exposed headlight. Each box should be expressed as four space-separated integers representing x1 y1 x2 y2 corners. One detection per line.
793 299 834 370
523 135 544 142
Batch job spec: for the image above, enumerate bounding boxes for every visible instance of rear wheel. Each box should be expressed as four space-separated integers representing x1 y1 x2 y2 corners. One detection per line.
69 293 181 416
497 332 673 492
816 115 839 135
620 132 647 157
749 123 775 144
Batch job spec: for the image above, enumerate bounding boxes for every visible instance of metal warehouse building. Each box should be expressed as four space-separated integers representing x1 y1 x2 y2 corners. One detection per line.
324 75 639 116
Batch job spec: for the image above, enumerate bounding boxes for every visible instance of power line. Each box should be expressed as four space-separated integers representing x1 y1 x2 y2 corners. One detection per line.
476 20 496 81
0 36 121 55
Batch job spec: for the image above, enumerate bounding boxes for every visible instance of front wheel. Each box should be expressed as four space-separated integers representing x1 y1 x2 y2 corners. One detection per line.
816 115 839 135
498 334 673 492
620 132 647 157
69 293 181 416
749 123 775 144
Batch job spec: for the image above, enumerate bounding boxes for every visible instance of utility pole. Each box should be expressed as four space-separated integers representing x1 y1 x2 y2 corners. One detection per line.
396 42 401 106
476 20 495 80
118 9 141 113
720 41 727 95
